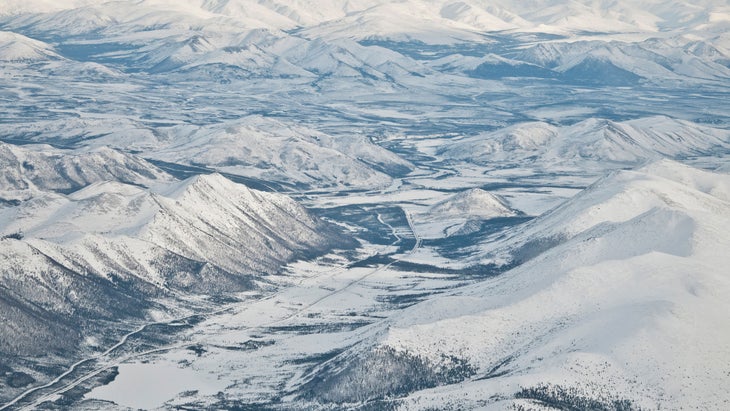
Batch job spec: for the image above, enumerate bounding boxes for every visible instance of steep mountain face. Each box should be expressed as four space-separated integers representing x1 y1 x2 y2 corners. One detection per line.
299 161 730 409
2 175 347 288
4 174 341 277
0 239 156 357
0 148 350 359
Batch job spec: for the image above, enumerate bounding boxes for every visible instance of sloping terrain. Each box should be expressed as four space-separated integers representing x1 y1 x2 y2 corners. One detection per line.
0 31 59 61
414 188 521 238
147 116 413 189
0 147 348 363
0 0 728 410
440 116 730 171
0 142 173 197
298 161 730 410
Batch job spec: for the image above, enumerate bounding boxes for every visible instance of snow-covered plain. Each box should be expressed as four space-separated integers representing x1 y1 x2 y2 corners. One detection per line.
0 1 729 410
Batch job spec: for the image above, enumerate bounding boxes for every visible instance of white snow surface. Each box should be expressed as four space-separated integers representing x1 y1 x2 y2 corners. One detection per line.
0 172 335 288
429 188 517 218
0 142 174 199
0 0 728 409
442 116 730 170
413 188 521 238
375 160 730 409
0 30 60 61
87 361 230 409
148 115 413 189
2 0 728 42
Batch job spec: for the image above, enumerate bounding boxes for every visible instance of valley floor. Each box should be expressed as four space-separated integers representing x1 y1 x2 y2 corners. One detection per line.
3 189 483 409
3 137 730 410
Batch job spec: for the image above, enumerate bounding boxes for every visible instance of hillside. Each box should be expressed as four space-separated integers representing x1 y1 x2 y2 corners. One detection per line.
0 167 349 359
298 160 730 410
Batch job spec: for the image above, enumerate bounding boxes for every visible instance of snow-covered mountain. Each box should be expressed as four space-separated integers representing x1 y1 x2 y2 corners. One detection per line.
0 30 59 61
0 142 173 198
0 118 160 152
414 188 521 238
0 147 349 359
0 117 413 190
440 116 730 171
1 0 727 84
6 0 724 36
1 172 347 291
0 0 728 409
505 37 730 84
147 116 413 189
430 188 517 218
0 238 154 357
299 160 730 409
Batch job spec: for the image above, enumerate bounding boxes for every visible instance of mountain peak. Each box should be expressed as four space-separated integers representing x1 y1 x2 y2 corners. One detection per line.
0 142 173 195
0 31 60 61
153 172 251 201
67 180 147 200
430 188 519 218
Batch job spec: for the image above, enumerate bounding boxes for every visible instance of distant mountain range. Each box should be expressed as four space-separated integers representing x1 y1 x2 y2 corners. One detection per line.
440 116 730 170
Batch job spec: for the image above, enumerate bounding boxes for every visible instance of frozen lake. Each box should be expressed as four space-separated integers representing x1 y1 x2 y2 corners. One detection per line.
88 362 230 409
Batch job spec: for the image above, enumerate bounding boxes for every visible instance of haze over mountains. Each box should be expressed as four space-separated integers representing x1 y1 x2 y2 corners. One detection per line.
0 1 728 410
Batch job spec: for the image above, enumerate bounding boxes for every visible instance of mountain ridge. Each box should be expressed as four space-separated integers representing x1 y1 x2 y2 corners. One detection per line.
299 160 730 410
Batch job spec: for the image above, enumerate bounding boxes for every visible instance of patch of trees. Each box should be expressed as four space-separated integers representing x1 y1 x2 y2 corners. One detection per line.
1 229 23 240
513 383 640 411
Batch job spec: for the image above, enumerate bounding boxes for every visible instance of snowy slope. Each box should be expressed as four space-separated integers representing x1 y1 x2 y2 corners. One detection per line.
441 116 730 171
0 0 728 407
148 116 413 189
0 153 349 358
414 188 521 238
0 0 102 16
0 1 427 79
0 118 160 152
297 0 730 42
1 115 413 191
301 160 730 409
508 37 730 84
2 0 726 35
0 142 174 199
1 116 413 190
429 188 518 217
2 0 727 76
1 173 344 287
0 238 154 357
0 30 60 61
